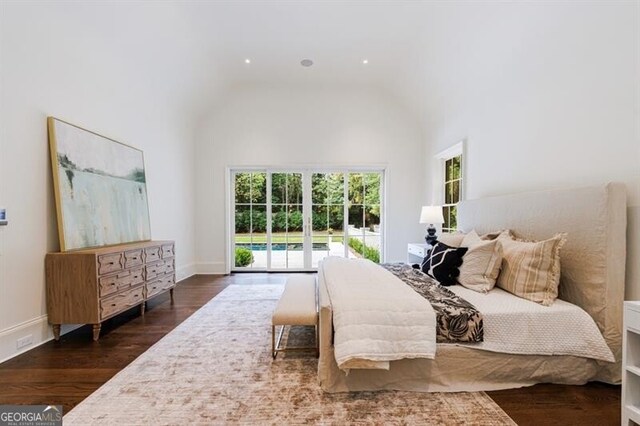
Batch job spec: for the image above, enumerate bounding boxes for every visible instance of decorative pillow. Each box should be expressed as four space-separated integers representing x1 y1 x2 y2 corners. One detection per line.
480 229 513 241
496 231 567 306
458 230 503 293
436 232 466 248
421 242 468 286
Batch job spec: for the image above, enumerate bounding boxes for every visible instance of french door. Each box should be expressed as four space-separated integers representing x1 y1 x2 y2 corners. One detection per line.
230 168 383 271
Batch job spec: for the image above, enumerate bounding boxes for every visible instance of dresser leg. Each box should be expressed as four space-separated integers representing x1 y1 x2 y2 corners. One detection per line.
92 324 101 341
170 288 175 304
140 302 146 316
52 324 61 341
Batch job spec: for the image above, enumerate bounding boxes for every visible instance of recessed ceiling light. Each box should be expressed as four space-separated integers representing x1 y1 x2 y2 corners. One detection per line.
244 58 251 64
301 59 314 67
362 59 369 65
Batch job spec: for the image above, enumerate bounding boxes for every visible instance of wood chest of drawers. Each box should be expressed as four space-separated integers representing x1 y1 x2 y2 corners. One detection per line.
45 240 176 341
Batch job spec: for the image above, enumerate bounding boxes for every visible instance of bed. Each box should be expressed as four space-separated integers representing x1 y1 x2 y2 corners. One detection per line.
317 183 626 392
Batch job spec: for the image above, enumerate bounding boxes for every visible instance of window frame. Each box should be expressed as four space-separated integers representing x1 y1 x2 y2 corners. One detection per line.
225 166 387 273
434 141 465 233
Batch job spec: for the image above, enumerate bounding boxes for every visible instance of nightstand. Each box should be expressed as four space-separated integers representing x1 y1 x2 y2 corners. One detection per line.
623 301 640 425
407 243 431 265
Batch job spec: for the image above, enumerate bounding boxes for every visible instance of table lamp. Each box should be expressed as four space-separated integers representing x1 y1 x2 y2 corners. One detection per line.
419 205 445 245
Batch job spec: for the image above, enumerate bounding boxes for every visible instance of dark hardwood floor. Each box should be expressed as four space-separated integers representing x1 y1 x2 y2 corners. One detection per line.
0 274 620 424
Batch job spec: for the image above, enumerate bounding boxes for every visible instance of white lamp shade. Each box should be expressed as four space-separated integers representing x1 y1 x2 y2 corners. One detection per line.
419 205 445 224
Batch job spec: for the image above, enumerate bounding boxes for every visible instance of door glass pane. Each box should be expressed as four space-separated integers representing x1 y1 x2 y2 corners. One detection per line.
271 173 286 204
347 203 364 258
233 172 268 269
251 205 266 234
327 173 345 204
250 173 266 203
287 204 303 233
363 204 381 263
328 205 344 242
312 173 327 204
311 173 346 264
364 173 381 205
312 236 330 268
271 204 286 233
364 205 381 232
287 231 304 269
235 205 250 235
234 244 254 268
312 205 328 232
348 173 364 204
286 204 303 268
235 173 251 204
348 205 363 230
287 173 303 204
270 204 286 269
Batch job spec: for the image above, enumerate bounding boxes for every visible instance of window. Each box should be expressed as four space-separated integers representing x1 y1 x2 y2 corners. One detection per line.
435 141 464 233
442 155 462 232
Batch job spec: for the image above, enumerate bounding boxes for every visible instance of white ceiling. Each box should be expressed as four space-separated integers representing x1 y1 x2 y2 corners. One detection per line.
45 1 433 120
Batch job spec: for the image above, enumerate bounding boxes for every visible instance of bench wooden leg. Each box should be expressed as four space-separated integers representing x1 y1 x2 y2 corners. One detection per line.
315 324 319 358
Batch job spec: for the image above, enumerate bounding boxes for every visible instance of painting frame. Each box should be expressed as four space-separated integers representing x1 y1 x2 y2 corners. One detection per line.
47 117 152 251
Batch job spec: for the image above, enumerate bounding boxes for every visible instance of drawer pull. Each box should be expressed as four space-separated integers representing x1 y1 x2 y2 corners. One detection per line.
109 262 114 265
111 303 116 307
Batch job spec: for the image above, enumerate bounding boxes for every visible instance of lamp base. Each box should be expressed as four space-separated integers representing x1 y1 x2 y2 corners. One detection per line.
425 225 438 246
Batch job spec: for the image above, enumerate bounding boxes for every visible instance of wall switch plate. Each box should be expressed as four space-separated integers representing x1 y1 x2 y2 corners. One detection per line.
16 334 33 349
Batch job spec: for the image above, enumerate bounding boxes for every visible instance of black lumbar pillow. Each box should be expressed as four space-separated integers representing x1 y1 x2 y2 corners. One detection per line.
420 242 468 286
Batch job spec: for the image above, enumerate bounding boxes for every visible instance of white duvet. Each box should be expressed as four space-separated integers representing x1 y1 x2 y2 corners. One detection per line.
321 257 437 371
449 285 615 362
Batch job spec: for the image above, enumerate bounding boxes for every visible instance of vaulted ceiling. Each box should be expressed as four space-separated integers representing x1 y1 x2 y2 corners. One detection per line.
17 1 433 123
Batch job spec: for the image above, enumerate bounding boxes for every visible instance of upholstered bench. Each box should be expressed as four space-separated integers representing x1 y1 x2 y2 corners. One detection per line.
272 275 318 359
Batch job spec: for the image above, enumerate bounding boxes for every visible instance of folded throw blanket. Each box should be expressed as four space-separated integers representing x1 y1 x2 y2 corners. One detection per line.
321 257 437 372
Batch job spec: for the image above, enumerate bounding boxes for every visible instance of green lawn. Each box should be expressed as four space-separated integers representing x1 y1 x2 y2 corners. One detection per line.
235 232 344 244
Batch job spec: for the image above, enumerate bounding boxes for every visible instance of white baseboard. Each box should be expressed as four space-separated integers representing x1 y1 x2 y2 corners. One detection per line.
176 262 197 282
196 261 227 275
0 315 52 364
0 261 210 365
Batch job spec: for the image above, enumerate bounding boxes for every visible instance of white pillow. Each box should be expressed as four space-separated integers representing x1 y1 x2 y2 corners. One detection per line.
436 232 466 248
457 230 503 293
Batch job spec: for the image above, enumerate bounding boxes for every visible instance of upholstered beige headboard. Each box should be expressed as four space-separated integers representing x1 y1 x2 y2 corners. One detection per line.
458 183 626 383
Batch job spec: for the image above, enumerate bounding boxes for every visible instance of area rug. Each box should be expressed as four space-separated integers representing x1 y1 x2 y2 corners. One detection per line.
64 284 516 425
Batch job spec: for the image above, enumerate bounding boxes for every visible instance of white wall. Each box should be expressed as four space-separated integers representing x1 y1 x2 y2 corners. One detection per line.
195 85 425 272
0 3 197 362
422 2 640 298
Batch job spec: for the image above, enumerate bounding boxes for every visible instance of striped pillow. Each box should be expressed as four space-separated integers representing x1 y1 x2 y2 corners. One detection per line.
496 232 567 306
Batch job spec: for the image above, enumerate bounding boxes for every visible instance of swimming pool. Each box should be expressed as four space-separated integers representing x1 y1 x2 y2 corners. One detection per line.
237 243 329 251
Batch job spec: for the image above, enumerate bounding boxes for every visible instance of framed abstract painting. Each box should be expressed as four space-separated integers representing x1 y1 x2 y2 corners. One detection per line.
47 117 151 251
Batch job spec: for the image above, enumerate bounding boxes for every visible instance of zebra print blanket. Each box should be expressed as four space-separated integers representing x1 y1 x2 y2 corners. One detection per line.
382 263 484 343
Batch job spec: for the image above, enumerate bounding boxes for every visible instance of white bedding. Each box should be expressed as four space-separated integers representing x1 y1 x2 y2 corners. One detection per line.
321 257 437 371
449 285 615 362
